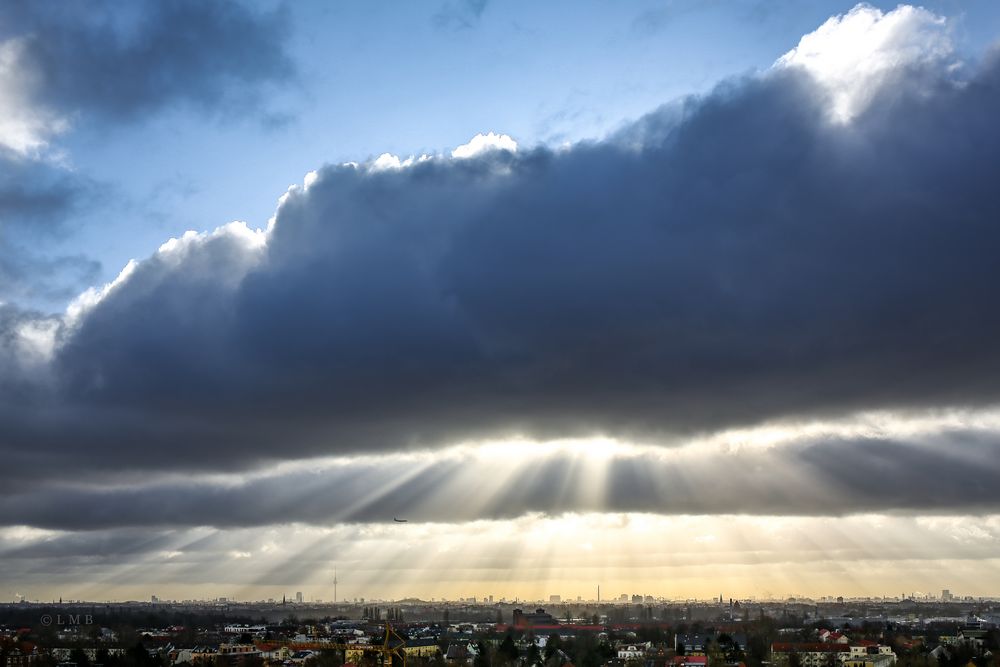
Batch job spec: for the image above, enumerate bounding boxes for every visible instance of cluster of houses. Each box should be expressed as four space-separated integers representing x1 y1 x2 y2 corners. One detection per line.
770 624 995 667
149 623 444 667
770 641 896 667
594 631 750 667
155 624 757 667
4 608 999 667
925 628 993 664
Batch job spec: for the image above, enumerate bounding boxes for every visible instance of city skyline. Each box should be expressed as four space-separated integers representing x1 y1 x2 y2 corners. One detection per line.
8 590 997 606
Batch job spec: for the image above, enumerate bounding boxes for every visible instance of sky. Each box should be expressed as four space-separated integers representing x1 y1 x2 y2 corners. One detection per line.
3 0 1000 603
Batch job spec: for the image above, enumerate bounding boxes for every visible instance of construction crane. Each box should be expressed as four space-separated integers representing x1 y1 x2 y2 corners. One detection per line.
257 622 409 667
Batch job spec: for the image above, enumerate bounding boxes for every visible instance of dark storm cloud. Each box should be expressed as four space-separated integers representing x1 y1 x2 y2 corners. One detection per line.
0 529 176 560
4 48 1000 499
0 0 295 121
2 429 998 530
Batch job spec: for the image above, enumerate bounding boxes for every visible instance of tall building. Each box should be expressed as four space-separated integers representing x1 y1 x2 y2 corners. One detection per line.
941 589 952 601
296 591 303 604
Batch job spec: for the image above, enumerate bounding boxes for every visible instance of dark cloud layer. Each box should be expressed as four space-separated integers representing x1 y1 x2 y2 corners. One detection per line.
2 430 999 530
0 0 294 121
3 48 1000 523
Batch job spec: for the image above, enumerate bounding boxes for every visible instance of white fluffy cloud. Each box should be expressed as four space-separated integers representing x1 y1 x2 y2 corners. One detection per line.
774 3 953 121
451 131 518 159
0 37 68 156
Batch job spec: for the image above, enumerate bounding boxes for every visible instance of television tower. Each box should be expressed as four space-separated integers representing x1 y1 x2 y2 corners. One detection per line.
334 567 338 603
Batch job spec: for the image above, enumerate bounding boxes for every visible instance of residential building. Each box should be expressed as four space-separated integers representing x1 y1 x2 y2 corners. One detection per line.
771 642 849 667
512 608 557 628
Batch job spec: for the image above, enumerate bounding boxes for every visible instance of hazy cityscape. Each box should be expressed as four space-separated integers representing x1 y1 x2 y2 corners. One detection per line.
2 592 999 667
